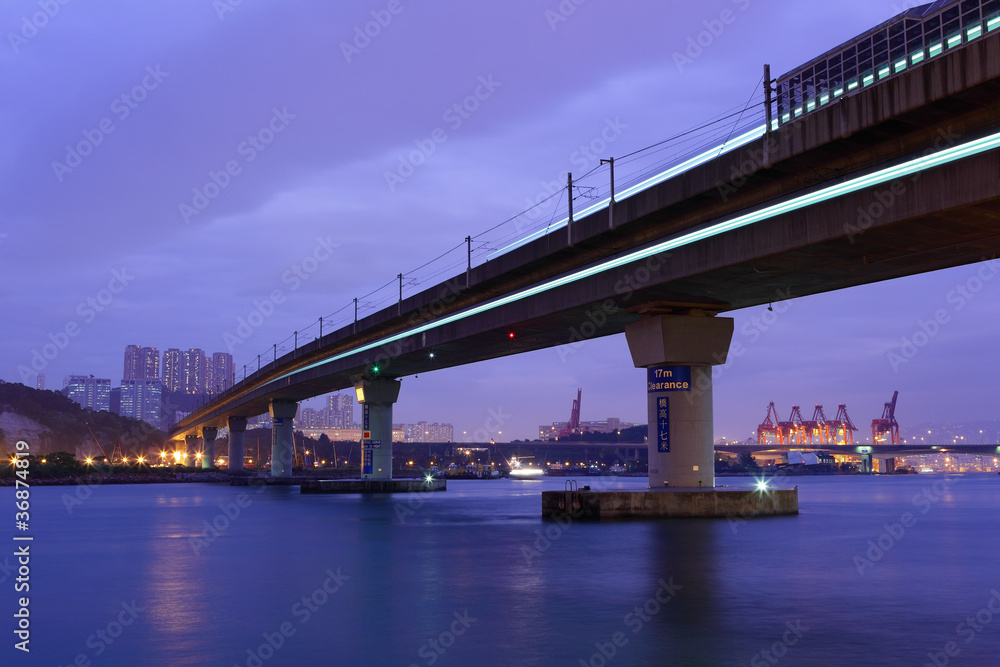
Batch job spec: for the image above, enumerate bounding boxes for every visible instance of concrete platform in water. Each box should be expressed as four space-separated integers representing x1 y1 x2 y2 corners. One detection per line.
541 487 798 520
229 476 303 486
300 478 447 494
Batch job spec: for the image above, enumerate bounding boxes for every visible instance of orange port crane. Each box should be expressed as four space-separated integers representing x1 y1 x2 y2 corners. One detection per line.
756 402 783 445
827 404 859 445
802 405 831 445
872 391 900 444
778 405 807 445
557 388 582 439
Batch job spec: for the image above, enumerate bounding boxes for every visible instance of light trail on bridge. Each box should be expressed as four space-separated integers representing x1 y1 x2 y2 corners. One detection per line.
488 123 769 258
263 124 1000 388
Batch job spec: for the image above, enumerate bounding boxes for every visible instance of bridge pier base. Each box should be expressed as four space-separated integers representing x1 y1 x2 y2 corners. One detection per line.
228 416 247 472
269 400 297 478
201 427 218 469
875 456 896 474
625 313 734 489
355 377 401 480
184 434 198 468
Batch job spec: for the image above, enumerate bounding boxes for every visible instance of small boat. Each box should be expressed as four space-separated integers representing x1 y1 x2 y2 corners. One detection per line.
508 456 544 479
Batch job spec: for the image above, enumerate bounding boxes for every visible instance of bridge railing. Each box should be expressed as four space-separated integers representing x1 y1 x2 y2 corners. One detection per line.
775 0 1000 127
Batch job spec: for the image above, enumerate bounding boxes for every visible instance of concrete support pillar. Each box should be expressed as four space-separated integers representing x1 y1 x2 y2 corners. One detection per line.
201 427 218 469
184 435 199 467
354 377 402 480
861 453 873 473
625 314 734 489
228 416 248 472
269 400 298 478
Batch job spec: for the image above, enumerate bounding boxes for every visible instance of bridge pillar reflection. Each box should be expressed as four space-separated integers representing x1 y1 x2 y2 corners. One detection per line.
201 427 218 469
227 416 247 472
354 377 402 480
625 313 734 489
269 400 298 478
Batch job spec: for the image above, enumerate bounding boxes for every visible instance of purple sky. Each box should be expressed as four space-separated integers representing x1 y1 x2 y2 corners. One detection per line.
3 0 998 442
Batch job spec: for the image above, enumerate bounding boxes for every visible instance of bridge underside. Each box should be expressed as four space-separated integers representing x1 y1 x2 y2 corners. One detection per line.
172 32 1000 440
176 151 1000 438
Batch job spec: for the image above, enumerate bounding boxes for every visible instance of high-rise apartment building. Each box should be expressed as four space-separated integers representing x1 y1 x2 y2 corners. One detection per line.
327 393 355 428
35 374 45 390
405 422 454 443
162 349 184 393
123 345 160 381
65 375 111 412
206 352 234 394
120 379 163 429
183 349 207 395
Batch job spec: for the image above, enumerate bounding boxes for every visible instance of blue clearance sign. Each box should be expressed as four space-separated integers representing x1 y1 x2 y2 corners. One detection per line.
362 440 381 476
656 397 670 452
647 366 692 393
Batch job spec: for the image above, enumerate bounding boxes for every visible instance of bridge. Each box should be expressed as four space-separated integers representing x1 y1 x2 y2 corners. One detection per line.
716 442 1000 473
172 0 1000 493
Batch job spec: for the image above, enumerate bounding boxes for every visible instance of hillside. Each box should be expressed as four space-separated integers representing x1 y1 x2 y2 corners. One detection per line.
0 382 167 456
